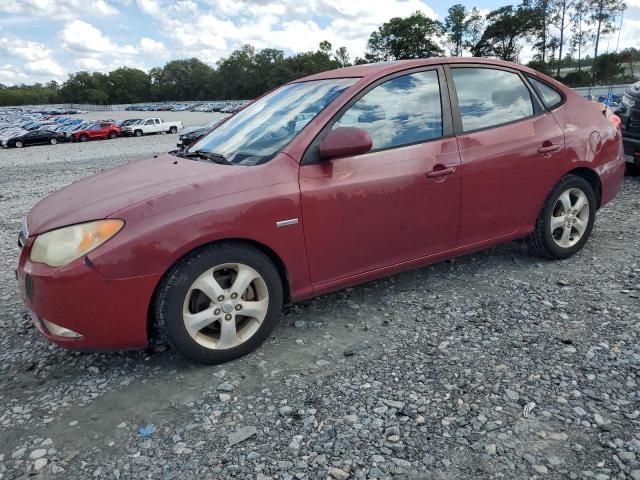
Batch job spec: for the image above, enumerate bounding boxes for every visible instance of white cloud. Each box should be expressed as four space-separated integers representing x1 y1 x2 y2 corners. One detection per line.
0 37 65 82
0 37 52 62
0 0 118 20
136 0 440 63
140 37 166 55
627 0 640 9
26 58 65 77
61 20 121 53
0 64 29 85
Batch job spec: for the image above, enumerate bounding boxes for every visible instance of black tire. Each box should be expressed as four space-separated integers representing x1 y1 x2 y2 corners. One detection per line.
108 131 117 139
156 243 283 364
528 174 597 259
80 134 88 142
50 138 57 145
134 130 143 137
170 126 178 134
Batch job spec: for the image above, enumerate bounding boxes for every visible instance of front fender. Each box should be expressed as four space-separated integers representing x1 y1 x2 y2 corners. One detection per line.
88 171 312 302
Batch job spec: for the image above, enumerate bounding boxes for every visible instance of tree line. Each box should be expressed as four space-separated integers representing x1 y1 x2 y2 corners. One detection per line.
0 0 636 107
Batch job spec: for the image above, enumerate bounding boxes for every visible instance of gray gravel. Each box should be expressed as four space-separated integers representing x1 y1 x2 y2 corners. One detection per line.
0 136 639 479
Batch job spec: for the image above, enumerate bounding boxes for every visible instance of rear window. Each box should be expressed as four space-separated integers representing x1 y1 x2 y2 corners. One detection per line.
528 77 563 109
451 67 534 132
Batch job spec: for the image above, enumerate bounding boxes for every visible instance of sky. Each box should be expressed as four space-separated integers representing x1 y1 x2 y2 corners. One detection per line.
0 0 638 86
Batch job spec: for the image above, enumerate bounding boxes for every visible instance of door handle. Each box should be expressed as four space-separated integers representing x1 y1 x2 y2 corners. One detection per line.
426 167 456 178
537 143 561 154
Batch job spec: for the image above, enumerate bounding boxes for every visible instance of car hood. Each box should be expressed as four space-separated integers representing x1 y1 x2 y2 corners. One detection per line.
181 126 209 137
180 125 208 135
26 154 250 235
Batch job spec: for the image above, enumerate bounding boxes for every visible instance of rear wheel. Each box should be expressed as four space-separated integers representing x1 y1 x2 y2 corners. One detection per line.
108 131 117 139
157 243 283 364
50 138 57 145
169 126 178 134
80 134 88 142
528 175 596 259
134 130 143 137
15 141 23 148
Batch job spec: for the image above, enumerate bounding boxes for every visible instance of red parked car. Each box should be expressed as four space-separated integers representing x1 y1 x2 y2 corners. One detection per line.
17 58 624 364
71 122 120 142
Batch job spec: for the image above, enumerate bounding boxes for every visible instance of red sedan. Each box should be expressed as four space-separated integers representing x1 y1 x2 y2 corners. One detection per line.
17 58 624 364
71 122 120 142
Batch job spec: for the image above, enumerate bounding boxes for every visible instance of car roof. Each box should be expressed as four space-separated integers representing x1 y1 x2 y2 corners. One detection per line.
294 57 542 83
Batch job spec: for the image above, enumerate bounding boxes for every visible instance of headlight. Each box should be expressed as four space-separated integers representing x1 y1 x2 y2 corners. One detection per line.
30 219 124 267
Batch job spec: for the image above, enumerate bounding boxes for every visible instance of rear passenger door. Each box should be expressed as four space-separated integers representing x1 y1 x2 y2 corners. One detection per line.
446 65 566 246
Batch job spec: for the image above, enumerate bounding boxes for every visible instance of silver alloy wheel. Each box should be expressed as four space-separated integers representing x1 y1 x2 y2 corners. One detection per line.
50 138 57 145
15 141 23 148
550 187 589 248
182 263 269 350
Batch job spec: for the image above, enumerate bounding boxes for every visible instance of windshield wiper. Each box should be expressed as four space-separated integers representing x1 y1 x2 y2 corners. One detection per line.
184 150 233 165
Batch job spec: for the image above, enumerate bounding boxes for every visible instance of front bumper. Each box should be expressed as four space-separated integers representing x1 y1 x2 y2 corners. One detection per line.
16 239 160 351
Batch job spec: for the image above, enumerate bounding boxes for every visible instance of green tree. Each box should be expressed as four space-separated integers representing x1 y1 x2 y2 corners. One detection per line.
532 0 551 62
107 67 151 103
217 45 258 99
588 0 625 59
570 0 594 71
333 46 351 67
444 4 482 56
472 5 537 62
592 52 624 83
549 0 577 76
365 11 444 62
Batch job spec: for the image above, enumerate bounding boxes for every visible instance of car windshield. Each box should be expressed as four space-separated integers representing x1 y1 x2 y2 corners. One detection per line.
187 78 357 165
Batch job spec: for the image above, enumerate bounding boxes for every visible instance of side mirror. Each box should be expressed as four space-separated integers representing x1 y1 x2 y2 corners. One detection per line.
318 127 372 160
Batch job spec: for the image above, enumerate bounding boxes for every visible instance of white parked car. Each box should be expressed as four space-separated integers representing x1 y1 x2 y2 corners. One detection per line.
120 118 183 137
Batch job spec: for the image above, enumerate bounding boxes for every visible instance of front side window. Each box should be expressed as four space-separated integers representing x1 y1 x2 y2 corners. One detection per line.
333 70 443 150
527 76 563 109
189 78 357 165
452 68 534 132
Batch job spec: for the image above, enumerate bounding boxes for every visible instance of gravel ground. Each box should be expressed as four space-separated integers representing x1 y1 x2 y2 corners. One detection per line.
0 136 639 480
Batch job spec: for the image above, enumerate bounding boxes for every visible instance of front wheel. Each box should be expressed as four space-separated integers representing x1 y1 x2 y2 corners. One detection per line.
15 141 23 148
156 243 283 364
80 134 88 142
50 138 57 145
134 130 143 137
108 131 117 139
528 175 596 259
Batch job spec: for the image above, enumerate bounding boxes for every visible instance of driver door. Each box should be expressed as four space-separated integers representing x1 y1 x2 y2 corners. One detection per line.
299 68 461 288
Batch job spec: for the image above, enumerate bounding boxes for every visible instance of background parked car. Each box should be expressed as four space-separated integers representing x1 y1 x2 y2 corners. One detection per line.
615 81 640 170
120 117 183 136
71 122 120 142
4 129 66 148
116 119 143 128
176 118 226 150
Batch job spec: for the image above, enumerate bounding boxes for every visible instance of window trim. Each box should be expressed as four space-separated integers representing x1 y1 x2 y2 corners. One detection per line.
444 64 545 136
302 65 454 165
525 74 566 111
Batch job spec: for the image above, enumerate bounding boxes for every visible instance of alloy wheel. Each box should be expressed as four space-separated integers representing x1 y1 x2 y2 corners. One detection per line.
550 188 590 248
15 141 23 148
50 138 57 145
182 263 269 350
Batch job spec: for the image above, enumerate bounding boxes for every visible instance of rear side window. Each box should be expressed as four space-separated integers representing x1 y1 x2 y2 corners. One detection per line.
451 68 534 132
528 76 563 109
333 70 443 150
